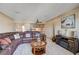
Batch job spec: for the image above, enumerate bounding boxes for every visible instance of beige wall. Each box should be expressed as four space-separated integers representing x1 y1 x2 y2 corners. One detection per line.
44 8 79 39
0 12 14 33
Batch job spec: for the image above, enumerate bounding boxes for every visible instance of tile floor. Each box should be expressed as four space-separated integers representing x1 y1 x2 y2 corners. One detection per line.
13 39 79 55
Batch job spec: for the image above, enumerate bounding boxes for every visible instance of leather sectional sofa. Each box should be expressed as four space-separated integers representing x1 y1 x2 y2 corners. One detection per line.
0 31 46 55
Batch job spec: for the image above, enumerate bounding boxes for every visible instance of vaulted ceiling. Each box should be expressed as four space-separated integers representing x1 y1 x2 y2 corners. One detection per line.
0 3 79 23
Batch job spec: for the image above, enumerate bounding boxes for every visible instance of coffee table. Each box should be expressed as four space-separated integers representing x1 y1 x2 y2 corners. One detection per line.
31 41 46 55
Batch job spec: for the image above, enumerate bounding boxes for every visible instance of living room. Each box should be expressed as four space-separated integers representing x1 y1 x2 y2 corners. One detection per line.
0 3 79 55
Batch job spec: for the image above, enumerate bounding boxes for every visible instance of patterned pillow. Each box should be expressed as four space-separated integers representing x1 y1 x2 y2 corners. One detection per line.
14 34 20 39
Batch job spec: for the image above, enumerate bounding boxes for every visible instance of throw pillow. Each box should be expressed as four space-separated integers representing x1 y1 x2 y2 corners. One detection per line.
4 37 11 44
14 34 20 39
0 39 9 45
25 33 31 37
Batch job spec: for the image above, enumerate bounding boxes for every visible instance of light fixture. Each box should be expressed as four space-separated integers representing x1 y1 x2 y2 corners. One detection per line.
33 19 44 32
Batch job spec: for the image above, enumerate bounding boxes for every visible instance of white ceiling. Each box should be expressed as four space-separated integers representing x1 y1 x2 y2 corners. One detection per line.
0 3 79 23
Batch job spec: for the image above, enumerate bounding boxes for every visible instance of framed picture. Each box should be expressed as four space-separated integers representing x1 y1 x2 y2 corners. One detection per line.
61 14 75 28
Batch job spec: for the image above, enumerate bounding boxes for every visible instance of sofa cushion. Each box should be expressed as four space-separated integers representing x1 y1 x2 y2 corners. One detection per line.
0 34 6 39
9 35 15 41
